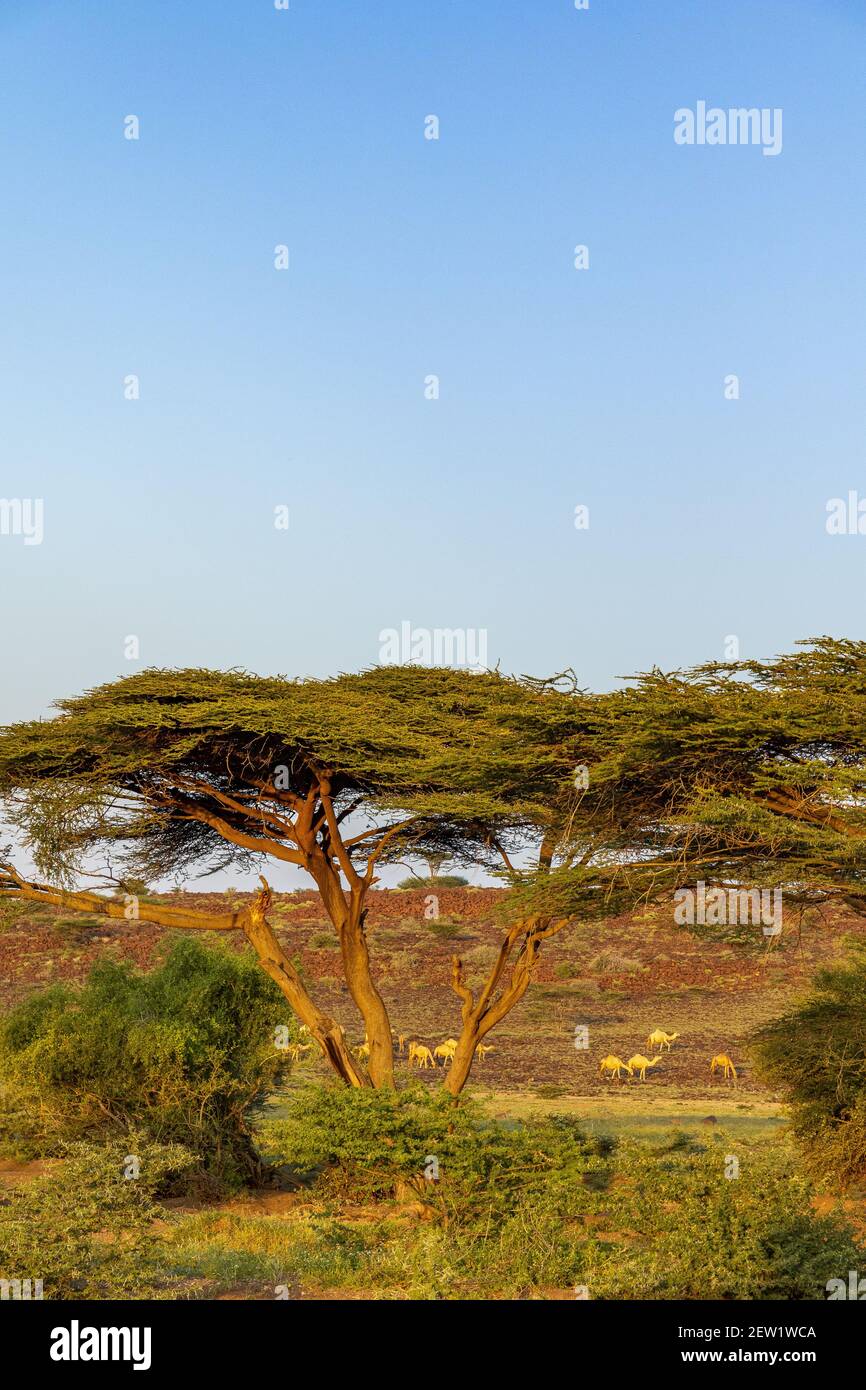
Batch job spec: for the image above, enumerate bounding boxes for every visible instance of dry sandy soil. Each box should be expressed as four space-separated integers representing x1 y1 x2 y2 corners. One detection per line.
2 886 862 1110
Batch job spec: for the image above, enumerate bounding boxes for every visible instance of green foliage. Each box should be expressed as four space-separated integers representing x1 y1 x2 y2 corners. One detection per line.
0 1136 193 1299
2 1085 857 1302
4 638 866 974
752 943 866 1186
7 640 866 1063
0 664 573 888
422 919 462 939
264 1083 599 1223
0 936 291 1189
116 876 153 899
508 637 866 923
50 915 103 942
257 1090 862 1299
580 1140 860 1300
0 898 33 932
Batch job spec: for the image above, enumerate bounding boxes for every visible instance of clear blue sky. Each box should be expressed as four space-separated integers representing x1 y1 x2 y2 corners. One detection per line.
1 0 864 733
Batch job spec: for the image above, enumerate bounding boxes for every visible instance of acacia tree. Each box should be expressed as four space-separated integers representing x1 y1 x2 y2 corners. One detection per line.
6 641 853 1097
0 665 585 1095
514 637 866 929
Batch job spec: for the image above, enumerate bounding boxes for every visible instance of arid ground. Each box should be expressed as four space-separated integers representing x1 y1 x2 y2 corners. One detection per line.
2 886 859 1104
3 887 864 1298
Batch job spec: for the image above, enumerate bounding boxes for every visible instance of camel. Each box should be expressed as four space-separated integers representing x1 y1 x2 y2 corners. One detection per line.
627 1053 663 1081
599 1055 632 1080
408 1042 435 1069
475 1044 494 1060
287 1042 313 1062
646 1029 680 1051
710 1053 737 1080
433 1039 458 1066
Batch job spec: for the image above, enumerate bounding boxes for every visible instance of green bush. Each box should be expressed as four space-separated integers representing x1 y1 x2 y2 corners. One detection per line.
752 942 866 1186
422 920 462 939
309 932 339 950
264 1083 601 1223
258 1088 863 1299
0 935 293 1190
50 915 103 942
581 1140 862 1300
0 1136 193 1299
397 875 469 890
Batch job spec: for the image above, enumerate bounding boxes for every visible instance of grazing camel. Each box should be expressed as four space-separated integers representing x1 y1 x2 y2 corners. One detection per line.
409 1042 435 1069
646 1029 680 1051
287 1042 313 1062
710 1053 737 1080
627 1053 663 1081
475 1044 495 1060
433 1039 458 1066
599 1055 633 1080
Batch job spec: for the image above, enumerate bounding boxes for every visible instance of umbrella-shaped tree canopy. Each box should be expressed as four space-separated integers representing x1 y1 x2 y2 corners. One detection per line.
0 663 588 1091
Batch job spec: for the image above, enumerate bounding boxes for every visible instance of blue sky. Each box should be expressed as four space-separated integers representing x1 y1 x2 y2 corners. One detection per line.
1 0 864 739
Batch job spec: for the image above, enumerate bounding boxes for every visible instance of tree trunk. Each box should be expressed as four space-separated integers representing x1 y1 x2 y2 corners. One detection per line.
443 916 563 1096
342 915 394 1088
242 885 371 1088
308 859 395 1089
443 1022 482 1096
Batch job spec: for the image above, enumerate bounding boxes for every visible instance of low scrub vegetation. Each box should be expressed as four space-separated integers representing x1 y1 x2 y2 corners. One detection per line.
251 1086 861 1299
0 937 291 1190
753 942 866 1188
0 1137 193 1299
0 931 863 1301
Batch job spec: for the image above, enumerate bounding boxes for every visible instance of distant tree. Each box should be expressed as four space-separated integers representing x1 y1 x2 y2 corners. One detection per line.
418 851 450 880
396 849 470 889
397 874 470 890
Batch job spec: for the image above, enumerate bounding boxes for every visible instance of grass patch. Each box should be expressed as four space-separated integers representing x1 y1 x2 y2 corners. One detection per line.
308 933 339 950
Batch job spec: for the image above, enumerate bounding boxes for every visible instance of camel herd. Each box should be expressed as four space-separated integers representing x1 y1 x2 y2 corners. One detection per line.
399 1036 494 1068
599 1030 738 1083
286 1024 492 1069
343 1032 493 1069
288 1022 737 1083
